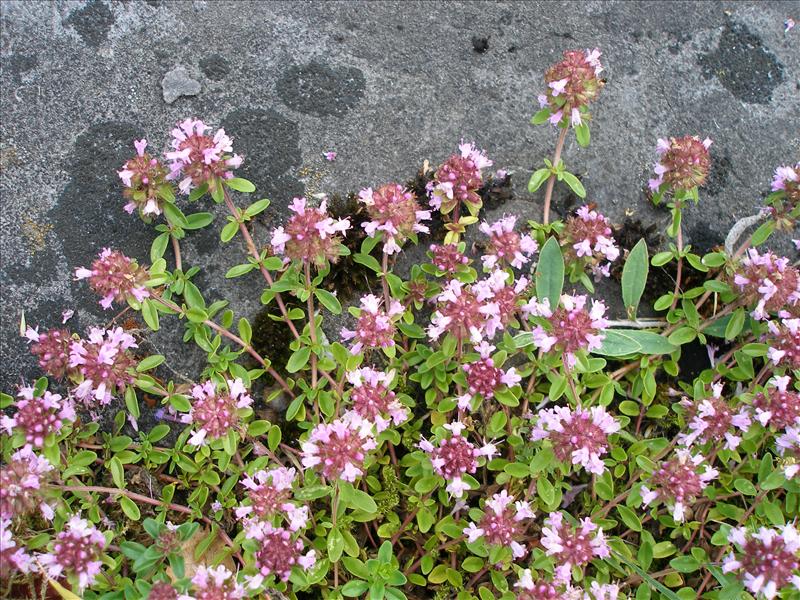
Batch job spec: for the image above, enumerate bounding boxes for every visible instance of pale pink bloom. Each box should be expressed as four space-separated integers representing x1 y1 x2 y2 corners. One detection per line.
271 197 350 267
166 118 241 194
766 319 800 368
184 564 245 598
38 515 106 591
75 248 149 309
421 422 495 498
69 327 137 405
429 142 491 214
1 518 32 575
753 376 800 430
776 423 800 480
541 512 610 571
722 524 800 599
649 135 712 192
359 183 429 254
2 386 74 447
563 205 620 278
323 151 337 161
341 294 403 354
461 490 533 557
247 521 316 583
479 215 538 270
0 446 54 520
735 249 800 320
640 449 718 522
182 378 253 446
346 367 408 432
677 383 751 450
301 414 376 482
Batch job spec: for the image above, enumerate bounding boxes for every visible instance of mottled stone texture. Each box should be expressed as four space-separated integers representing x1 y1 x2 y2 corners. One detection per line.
1 1 799 391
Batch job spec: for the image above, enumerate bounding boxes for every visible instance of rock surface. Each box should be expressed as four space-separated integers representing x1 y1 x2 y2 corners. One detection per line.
1 0 798 392
162 65 202 104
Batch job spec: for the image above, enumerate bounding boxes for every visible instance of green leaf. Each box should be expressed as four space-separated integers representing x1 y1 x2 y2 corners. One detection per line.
528 168 551 193
733 478 757 496
238 318 252 344
669 555 700 573
119 496 141 520
141 299 160 331
328 527 344 562
592 330 641 357
750 219 775 246
286 347 311 373
353 253 382 273
136 355 165 372
724 308 746 340
414 476 440 494
621 330 677 355
345 488 378 514
244 198 271 217
617 505 642 531
225 263 256 278
109 456 125 489
613 552 681 600
667 326 696 346
163 202 189 228
220 220 239 243
530 108 551 125
621 239 649 319
342 580 370 597
575 123 590 147
561 171 586 198
225 177 256 193
535 237 564 307
151 232 170 262
184 212 214 230
185 307 208 323
315 289 342 314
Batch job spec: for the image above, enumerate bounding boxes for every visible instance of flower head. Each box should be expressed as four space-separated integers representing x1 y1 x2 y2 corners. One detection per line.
562 205 620 279
346 367 408 432
428 142 492 216
69 327 137 406
722 524 800 599
301 415 376 482
429 243 471 275
118 139 171 217
640 449 718 522
359 184 430 254
649 135 712 193
462 490 534 558
341 294 403 354
182 564 246 600
147 582 178 600
1 385 74 447
522 294 608 368
166 118 241 194
766 163 799 230
38 515 106 591
420 422 496 498
1 518 32 576
462 345 520 404
75 249 149 309
765 319 800 369
0 446 54 520
248 522 316 583
541 512 610 581
26 327 71 379
479 215 538 270
776 423 800 480
235 466 308 531
677 384 751 450
531 405 620 475
271 197 350 267
182 379 253 447
734 249 800 320
752 376 800 430
540 49 604 127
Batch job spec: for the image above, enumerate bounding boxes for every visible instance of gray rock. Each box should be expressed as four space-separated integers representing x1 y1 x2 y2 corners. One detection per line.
161 66 201 104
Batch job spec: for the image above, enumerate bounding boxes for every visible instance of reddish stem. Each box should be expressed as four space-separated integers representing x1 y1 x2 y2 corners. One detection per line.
542 126 569 225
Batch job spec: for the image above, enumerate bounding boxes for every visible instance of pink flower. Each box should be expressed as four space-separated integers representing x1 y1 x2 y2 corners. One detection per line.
183 564 245 599
359 184 430 254
752 376 800 430
301 415 376 482
677 383 751 450
531 405 619 475
640 449 718 522
69 327 137 406
182 379 253 446
734 249 800 320
429 142 492 215
147 582 178 600
323 151 337 161
75 248 149 309
541 512 610 577
522 294 608 368
479 215 538 270
420 422 496 498
0 446 53 520
341 294 403 354
1 385 74 447
1 518 32 576
166 118 241 195
562 205 620 278
248 521 316 583
649 135 712 193
118 139 171 218
271 197 350 267
462 344 520 404
38 515 106 591
765 319 800 369
429 243 471 275
722 524 800 599
26 327 71 379
236 466 308 531
462 490 534 558
539 49 604 126
428 279 486 343
776 424 800 480
346 367 408 432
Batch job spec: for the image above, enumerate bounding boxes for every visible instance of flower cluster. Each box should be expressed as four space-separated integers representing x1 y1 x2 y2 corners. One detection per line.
359 183 430 254
463 490 534 558
540 512 610 581
538 48 604 127
640 449 718 522
235 466 308 531
419 422 497 497
1 518 31 576
301 415 376 482
531 404 619 475
734 249 800 320
562 205 620 279
515 570 621 600
677 384 751 450
428 142 492 215
722 525 800 600
776 424 800 479
271 197 350 267
26 327 71 379
247 521 316 584
429 243 471 275
0 446 53 520
117 139 170 218
182 379 253 446
38 515 106 591
459 342 520 408
752 376 800 431
166 118 242 194
69 327 137 406
648 135 712 193
479 215 538 270
1 385 74 447
341 294 404 354
766 318 800 369
523 294 608 368
75 248 149 309
767 163 799 229
179 565 246 600
346 367 408 432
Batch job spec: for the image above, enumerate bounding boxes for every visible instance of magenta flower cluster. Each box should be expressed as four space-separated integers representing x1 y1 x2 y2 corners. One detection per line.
0 446 54 521
359 183 430 254
648 135 712 193
463 490 534 558
38 515 106 591
75 248 149 309
271 196 351 267
734 249 800 320
722 524 800 599
182 378 253 446
640 449 718 522
117 139 169 217
428 142 492 215
346 367 408 432
540 511 610 582
479 215 538 270
341 294 404 354
301 414 376 482
1 385 74 447
246 521 316 584
166 118 242 194
562 205 620 279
